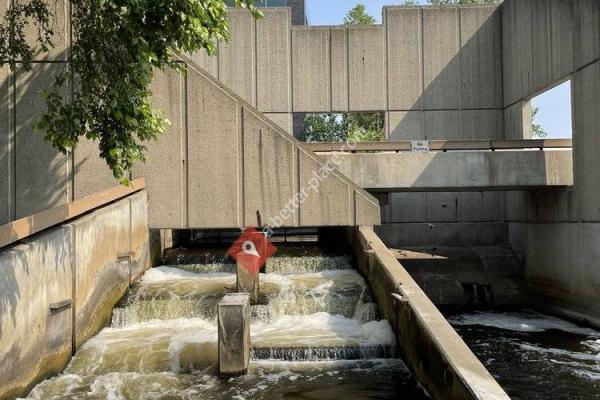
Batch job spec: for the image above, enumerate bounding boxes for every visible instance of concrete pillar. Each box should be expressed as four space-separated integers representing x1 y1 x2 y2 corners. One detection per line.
236 258 259 303
218 293 251 377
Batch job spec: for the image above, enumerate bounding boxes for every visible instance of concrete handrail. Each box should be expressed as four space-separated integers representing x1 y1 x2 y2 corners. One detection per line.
305 139 572 153
0 178 145 250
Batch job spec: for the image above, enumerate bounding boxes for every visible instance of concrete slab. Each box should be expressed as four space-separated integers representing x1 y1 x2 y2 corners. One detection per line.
298 149 351 226
551 0 575 82
73 138 117 200
460 6 501 109
376 222 508 247
15 63 68 219
256 9 291 113
187 66 241 228
572 61 600 221
423 7 459 110
388 111 424 140
0 66 10 225
219 10 255 105
531 0 552 93
503 101 532 140
186 48 218 77
460 109 501 140
23 0 70 61
427 192 458 222
264 112 293 134
502 0 533 106
424 110 459 139
243 109 296 227
573 0 600 70
0 226 73 399
292 28 330 112
136 68 185 228
348 26 385 111
330 28 348 112
355 189 381 226
385 7 422 111
390 193 427 223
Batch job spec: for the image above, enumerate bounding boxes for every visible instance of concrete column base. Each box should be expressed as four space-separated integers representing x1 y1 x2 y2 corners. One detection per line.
218 293 251 377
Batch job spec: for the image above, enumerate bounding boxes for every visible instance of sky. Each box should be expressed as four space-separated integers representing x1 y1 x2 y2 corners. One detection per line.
305 0 572 139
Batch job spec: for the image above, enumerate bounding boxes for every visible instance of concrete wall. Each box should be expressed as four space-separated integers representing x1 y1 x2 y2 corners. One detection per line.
0 4 503 238
0 191 150 399
191 5 506 248
133 59 379 229
199 6 504 140
501 0 600 326
0 0 71 226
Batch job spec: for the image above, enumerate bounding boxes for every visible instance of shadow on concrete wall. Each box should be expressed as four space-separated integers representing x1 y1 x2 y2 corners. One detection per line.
0 51 87 224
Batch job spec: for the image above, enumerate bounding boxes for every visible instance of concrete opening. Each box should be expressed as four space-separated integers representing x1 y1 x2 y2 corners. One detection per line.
530 80 572 139
295 112 385 142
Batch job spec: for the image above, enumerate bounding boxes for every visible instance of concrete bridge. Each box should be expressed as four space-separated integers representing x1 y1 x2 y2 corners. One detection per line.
307 140 573 191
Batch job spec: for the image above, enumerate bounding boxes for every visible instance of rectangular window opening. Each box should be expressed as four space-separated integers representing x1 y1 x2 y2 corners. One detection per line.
530 80 572 139
294 112 386 143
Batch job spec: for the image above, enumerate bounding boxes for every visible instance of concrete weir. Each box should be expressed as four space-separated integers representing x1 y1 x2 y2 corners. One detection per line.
0 189 151 399
351 226 510 400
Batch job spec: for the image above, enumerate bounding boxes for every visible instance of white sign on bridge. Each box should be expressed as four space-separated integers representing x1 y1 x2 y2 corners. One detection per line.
411 140 430 153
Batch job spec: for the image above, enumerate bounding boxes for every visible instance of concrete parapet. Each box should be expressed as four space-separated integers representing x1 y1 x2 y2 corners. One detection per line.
352 226 510 400
218 293 251 376
321 150 573 191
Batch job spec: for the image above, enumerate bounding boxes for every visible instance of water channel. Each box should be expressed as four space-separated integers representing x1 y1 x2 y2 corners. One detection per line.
20 246 600 399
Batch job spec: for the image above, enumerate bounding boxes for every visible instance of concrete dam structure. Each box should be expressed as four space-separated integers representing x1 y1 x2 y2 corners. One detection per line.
0 0 599 399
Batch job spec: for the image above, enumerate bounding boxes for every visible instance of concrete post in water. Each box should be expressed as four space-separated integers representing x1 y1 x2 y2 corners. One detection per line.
218 293 251 377
236 235 266 303
236 257 259 303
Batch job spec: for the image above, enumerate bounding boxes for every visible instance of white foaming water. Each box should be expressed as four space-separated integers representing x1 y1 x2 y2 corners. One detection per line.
517 341 600 381
142 266 234 282
252 312 396 348
113 268 377 327
449 310 600 335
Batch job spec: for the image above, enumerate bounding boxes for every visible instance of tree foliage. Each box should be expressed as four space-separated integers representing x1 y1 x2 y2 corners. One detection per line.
301 113 385 143
0 0 261 184
531 106 547 138
343 4 376 26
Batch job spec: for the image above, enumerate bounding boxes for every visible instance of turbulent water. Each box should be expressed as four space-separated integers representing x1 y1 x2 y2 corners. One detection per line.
449 310 600 399
21 253 427 399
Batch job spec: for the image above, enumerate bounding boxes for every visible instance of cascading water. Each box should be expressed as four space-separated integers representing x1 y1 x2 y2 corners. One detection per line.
20 249 429 399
